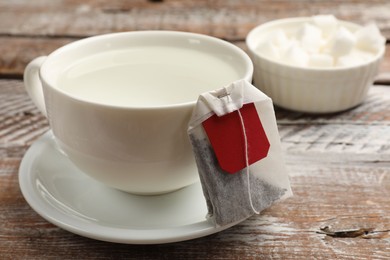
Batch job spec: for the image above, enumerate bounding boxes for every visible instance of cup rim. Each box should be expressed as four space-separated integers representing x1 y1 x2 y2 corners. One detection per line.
40 30 253 110
245 17 385 72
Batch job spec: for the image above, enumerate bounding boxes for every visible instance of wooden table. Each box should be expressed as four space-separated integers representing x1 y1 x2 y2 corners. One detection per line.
1 1 389 259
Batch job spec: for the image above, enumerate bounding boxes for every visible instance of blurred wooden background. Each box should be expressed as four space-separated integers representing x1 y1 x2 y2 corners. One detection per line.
1 0 390 80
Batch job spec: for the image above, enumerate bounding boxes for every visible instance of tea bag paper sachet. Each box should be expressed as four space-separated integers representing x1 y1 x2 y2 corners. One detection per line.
187 80 292 227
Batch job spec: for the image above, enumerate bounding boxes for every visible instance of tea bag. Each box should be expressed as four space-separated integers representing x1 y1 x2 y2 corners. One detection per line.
188 80 292 227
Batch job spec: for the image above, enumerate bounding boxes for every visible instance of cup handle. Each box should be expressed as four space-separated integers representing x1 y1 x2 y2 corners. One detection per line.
23 56 48 117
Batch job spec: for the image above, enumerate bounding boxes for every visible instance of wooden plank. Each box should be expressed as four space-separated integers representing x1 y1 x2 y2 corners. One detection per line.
1 85 389 257
1 37 389 83
275 86 390 124
0 146 389 258
0 37 75 78
1 78 390 161
0 80 49 158
0 0 390 40
1 116 389 258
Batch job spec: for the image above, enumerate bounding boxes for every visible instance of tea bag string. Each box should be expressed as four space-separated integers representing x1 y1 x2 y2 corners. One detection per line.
237 108 260 214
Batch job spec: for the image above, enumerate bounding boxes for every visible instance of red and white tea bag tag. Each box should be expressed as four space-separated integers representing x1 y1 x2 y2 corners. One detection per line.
202 103 270 174
199 82 270 174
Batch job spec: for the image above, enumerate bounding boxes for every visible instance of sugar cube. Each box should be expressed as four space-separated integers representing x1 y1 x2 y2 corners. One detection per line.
296 23 322 41
253 15 381 69
255 40 280 60
281 42 309 67
296 23 323 53
269 29 290 49
312 15 339 37
308 54 334 68
328 26 356 57
301 35 324 53
355 23 386 53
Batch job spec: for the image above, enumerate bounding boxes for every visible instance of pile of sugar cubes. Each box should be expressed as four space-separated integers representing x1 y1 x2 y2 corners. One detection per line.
256 15 385 68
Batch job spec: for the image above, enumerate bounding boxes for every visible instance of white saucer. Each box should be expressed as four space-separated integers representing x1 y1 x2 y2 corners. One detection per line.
19 131 240 244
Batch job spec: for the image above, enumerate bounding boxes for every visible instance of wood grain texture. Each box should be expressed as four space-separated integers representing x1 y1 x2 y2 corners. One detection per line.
277 87 390 159
0 80 49 158
0 37 75 78
1 0 390 40
1 80 389 259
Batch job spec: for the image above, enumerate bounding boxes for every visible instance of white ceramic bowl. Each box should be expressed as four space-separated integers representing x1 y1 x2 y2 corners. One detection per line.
246 17 385 113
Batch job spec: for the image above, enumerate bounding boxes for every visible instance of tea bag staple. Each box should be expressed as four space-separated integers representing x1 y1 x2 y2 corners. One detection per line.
188 80 292 227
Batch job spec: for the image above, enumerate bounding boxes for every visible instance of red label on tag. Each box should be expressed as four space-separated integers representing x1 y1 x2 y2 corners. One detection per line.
202 103 270 174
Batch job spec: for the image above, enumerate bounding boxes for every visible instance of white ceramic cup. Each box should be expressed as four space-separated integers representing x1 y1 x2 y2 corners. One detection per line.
24 31 253 195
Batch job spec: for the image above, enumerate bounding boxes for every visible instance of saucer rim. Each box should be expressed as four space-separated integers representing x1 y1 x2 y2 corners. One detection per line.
18 131 241 244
